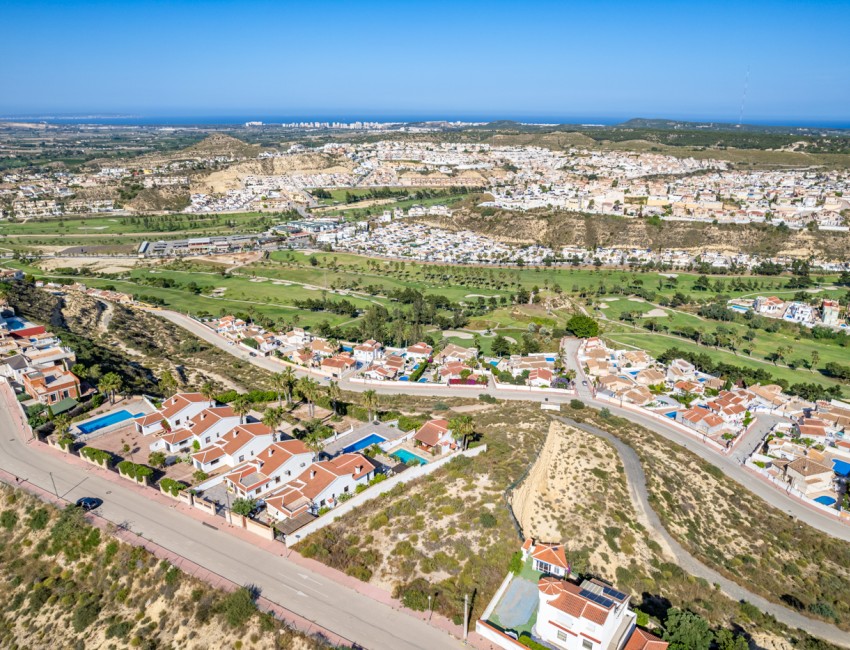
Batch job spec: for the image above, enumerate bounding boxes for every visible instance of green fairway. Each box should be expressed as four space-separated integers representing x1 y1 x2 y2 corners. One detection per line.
606 331 848 398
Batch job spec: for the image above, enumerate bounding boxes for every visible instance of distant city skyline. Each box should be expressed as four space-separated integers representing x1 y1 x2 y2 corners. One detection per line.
2 0 849 123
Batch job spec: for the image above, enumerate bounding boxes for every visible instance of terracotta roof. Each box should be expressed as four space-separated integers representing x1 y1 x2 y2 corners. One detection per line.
159 393 208 420
531 542 568 569
623 627 669 650
786 456 833 477
414 419 450 447
135 412 164 427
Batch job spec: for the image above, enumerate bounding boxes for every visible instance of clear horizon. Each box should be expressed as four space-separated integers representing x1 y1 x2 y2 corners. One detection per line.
2 1 849 123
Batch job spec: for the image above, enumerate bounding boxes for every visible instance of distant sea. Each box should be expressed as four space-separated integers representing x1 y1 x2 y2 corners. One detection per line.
2 114 849 129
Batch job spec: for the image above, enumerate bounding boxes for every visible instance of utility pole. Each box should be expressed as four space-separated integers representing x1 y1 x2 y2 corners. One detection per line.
463 593 469 644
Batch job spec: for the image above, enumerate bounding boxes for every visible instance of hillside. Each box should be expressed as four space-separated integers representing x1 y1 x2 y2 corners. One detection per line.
427 209 850 260
0 486 326 650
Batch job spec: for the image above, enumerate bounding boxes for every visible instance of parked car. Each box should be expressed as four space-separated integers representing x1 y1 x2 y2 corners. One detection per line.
74 497 102 511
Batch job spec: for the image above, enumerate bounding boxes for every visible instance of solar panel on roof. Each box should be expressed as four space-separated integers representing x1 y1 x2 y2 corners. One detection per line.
601 585 628 601
579 589 614 609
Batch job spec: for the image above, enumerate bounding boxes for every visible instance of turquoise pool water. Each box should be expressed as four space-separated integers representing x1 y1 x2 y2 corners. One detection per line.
392 449 428 465
343 433 386 453
77 410 144 434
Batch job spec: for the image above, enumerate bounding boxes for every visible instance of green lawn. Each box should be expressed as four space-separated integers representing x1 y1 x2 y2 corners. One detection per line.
606 331 848 398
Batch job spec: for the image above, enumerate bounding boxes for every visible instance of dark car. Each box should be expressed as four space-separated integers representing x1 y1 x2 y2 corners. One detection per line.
249 352 257 357
75 497 102 511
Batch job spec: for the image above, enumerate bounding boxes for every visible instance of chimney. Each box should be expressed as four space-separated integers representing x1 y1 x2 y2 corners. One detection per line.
310 470 317 479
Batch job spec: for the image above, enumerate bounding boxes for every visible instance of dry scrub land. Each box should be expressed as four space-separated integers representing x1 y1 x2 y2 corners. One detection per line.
0 486 324 650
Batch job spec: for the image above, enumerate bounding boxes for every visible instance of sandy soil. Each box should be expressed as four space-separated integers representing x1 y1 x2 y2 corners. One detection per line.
39 256 144 274
510 421 669 581
442 330 474 339
643 308 669 318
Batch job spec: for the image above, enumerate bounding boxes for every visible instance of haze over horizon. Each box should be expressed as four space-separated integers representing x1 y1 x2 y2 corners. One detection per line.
2 0 849 124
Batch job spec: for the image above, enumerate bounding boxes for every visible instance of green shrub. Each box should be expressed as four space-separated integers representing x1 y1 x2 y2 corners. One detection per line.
159 477 187 497
394 579 432 611
1 510 18 531
72 595 102 632
479 512 497 528
519 633 549 650
220 587 257 628
370 512 389 530
27 508 50 531
569 399 585 410
105 618 134 640
117 461 154 482
508 551 523 574
80 446 113 467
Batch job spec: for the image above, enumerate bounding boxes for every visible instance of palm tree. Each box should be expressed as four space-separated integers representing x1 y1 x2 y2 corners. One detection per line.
53 414 71 438
327 380 341 417
231 394 251 424
362 389 379 423
281 367 296 405
200 380 217 407
810 350 820 373
262 406 285 434
303 430 325 459
448 415 474 451
271 370 289 408
98 372 123 405
297 377 318 418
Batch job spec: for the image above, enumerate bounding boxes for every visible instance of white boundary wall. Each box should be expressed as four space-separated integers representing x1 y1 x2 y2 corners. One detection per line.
285 445 487 545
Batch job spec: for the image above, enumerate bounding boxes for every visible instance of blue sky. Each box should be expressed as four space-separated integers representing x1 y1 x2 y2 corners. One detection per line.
2 0 849 124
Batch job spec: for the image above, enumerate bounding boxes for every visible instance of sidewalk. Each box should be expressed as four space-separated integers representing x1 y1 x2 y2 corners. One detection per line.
2 381 491 649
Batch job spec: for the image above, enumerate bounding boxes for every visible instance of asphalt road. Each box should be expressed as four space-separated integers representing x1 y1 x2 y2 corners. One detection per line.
159 309 850 542
0 396 462 650
556 415 850 648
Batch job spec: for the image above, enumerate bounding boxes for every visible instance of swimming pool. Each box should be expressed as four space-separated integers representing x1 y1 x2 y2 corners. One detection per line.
343 433 386 453
3 317 27 331
392 449 428 465
814 495 836 506
77 410 144 435
729 305 750 313
832 459 850 477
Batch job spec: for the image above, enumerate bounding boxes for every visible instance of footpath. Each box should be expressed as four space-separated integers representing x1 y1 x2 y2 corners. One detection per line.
1 383 491 649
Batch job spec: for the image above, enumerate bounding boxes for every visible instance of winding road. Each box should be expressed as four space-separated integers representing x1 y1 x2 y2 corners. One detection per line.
553 415 850 647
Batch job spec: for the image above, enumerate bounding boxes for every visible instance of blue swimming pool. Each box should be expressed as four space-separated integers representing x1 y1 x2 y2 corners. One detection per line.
832 459 850 477
4 317 27 331
730 305 750 313
392 449 428 465
343 433 387 453
77 410 144 434
814 495 836 506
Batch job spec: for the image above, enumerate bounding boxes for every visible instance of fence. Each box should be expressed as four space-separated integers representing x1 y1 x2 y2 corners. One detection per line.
284 445 487 545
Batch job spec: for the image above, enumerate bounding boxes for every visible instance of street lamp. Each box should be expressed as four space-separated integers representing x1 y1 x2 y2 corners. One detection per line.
428 594 432 622
48 471 58 499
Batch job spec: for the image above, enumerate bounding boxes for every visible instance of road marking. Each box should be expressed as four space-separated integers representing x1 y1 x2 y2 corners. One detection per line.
298 572 322 585
281 583 309 597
